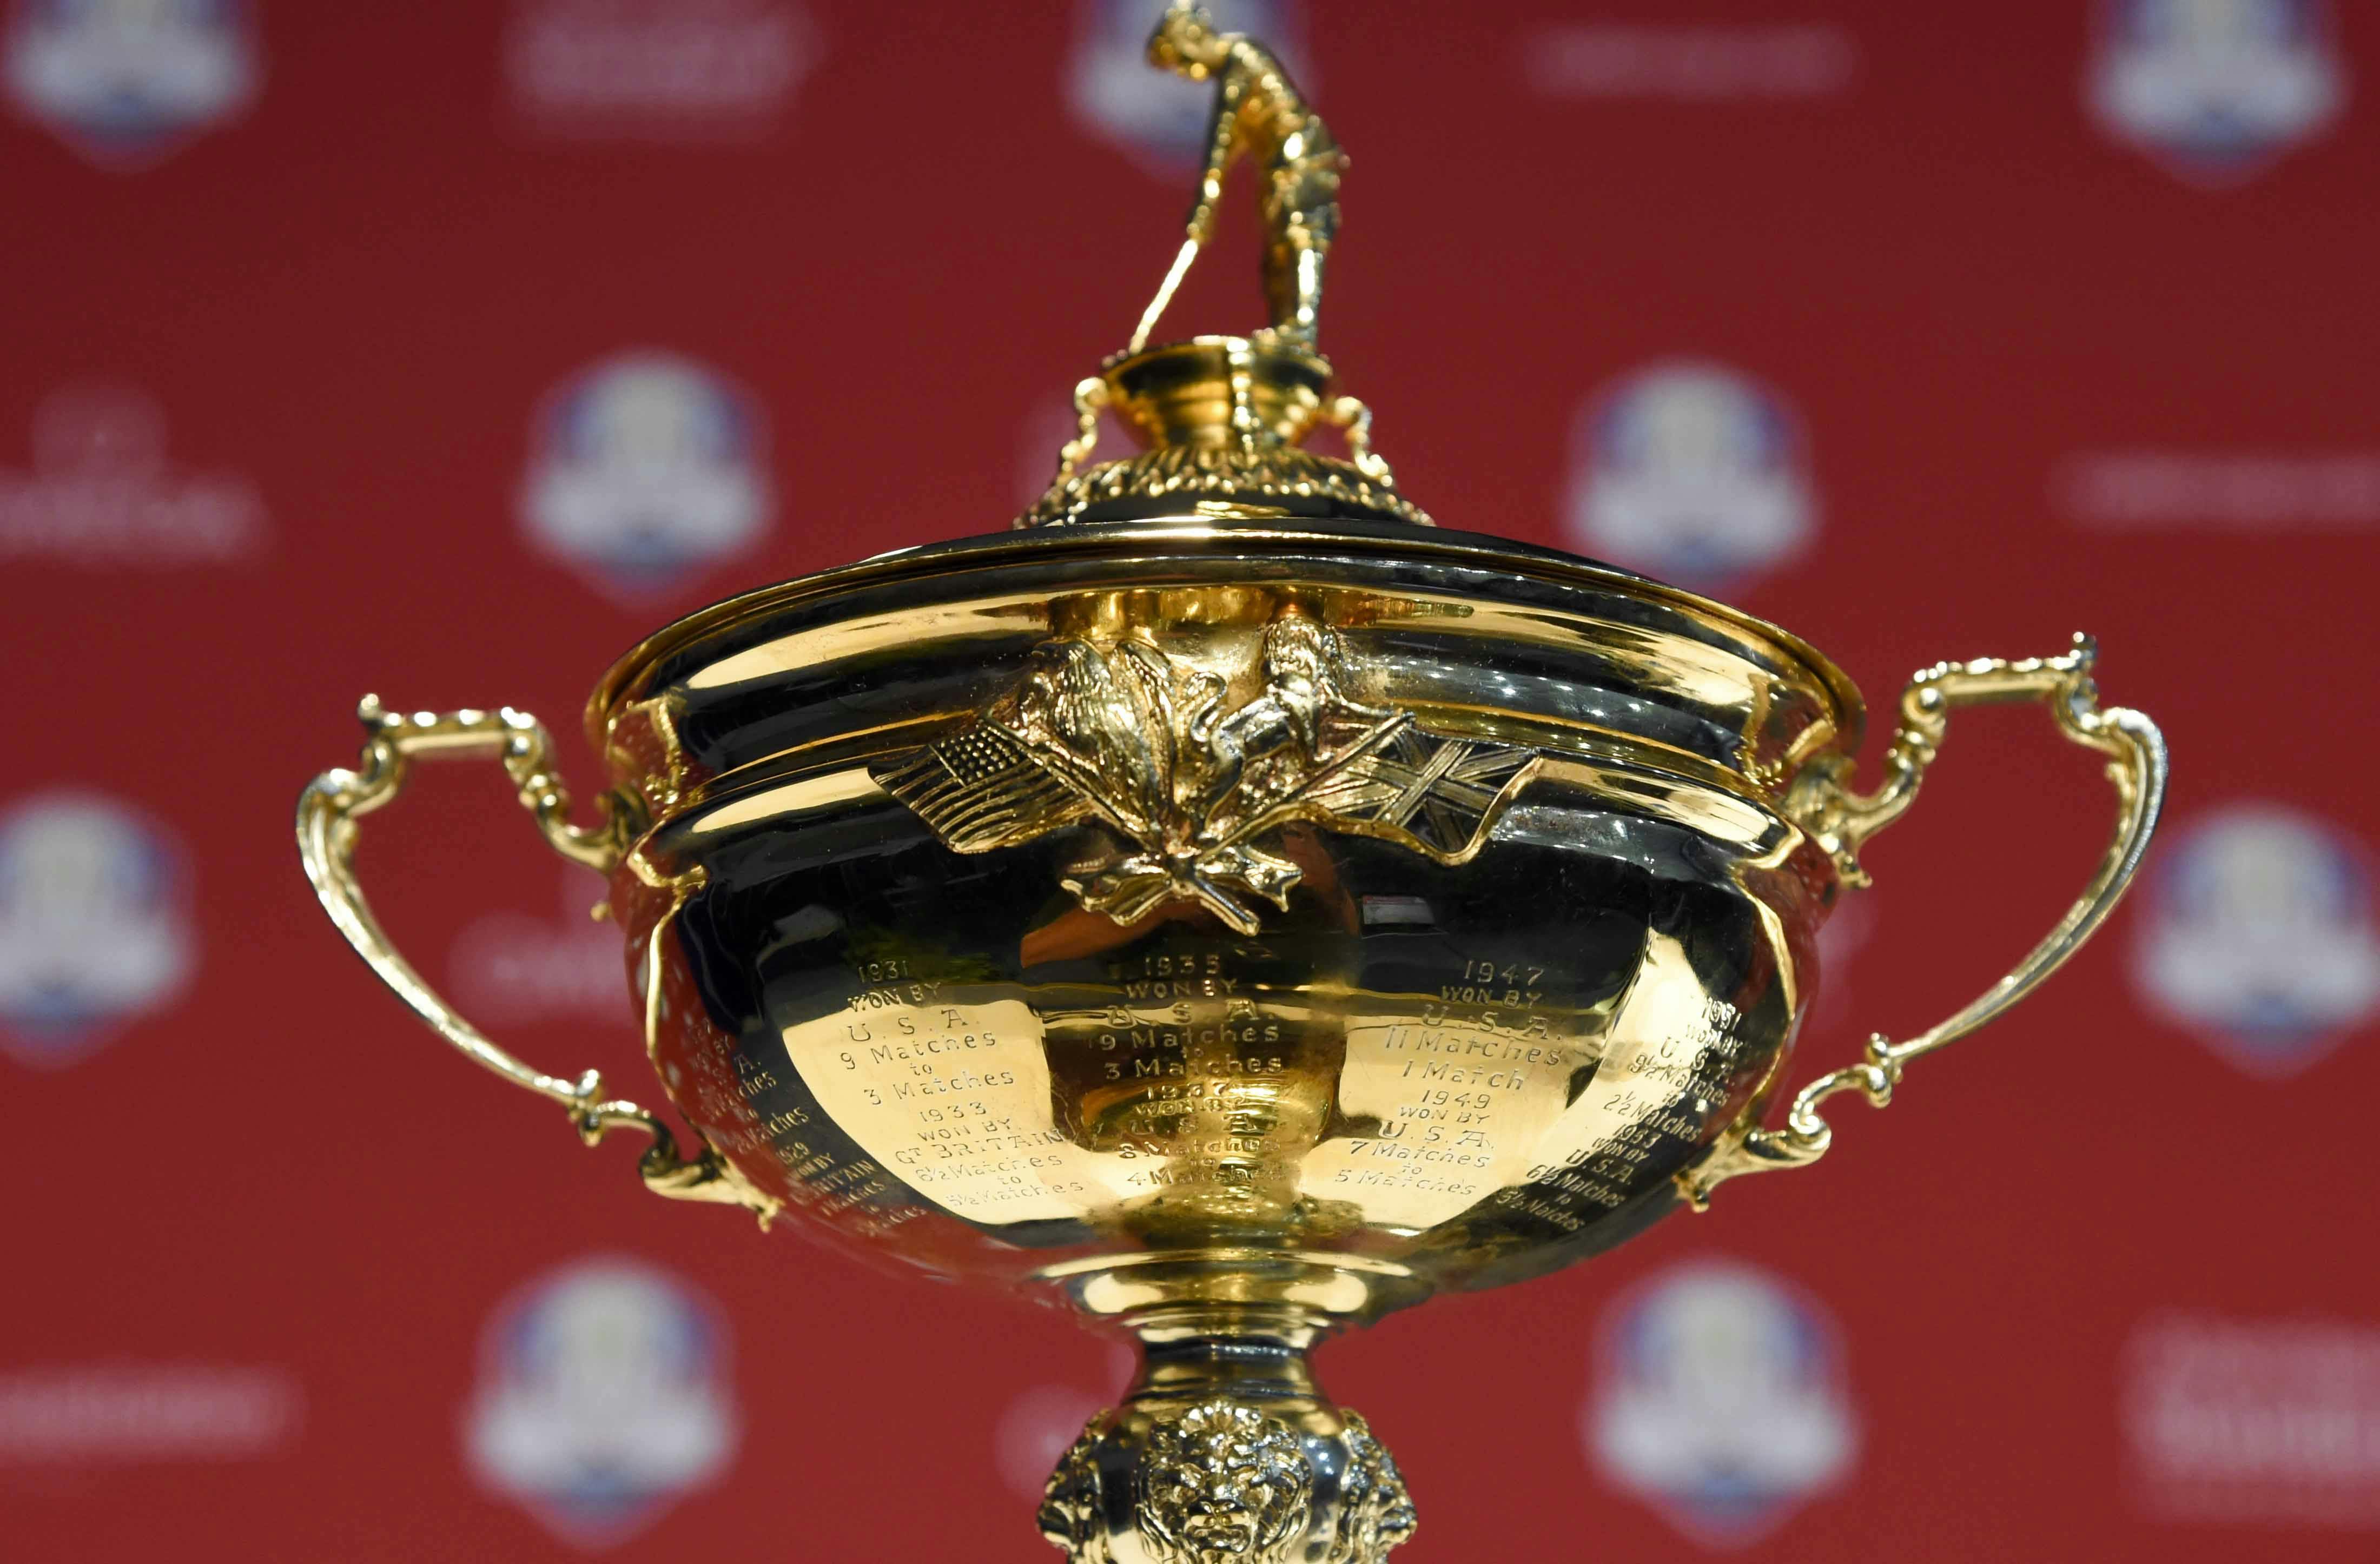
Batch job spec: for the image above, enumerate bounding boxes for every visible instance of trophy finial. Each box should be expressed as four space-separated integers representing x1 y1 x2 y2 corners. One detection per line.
1018 9 1415 527
1129 1 1346 353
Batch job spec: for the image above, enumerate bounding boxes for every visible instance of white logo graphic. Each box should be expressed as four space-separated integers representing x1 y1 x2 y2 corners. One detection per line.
2124 1313 2380 1528
466 1256 737 1548
2133 803 2380 1075
0 791 192 1069
0 383 268 566
520 352 772 600
1563 361 1815 589
2089 0 2346 182
1588 1258 1857 1545
1069 0 1307 167
449 870 625 1029
4 0 256 165
503 0 817 142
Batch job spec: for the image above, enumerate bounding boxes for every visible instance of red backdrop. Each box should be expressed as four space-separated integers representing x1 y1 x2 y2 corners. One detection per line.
5 1 2378 1559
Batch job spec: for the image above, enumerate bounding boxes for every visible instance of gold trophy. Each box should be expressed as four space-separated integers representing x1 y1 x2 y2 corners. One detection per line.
298 9 2167 1559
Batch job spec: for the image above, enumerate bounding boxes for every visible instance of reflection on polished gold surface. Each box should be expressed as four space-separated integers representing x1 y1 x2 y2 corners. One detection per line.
293 9 2171 1561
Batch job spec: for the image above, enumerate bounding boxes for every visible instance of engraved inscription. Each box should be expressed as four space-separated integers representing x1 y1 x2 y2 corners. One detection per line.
1299 946 1591 1229
781 961 1094 1224
1048 942 1321 1227
1504 931 1756 1230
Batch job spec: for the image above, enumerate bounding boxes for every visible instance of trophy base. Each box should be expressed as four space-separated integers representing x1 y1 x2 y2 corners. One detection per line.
1039 1307 1417 1563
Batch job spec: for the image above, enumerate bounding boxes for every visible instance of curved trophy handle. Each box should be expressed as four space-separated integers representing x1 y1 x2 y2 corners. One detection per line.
1045 375 1110 493
295 696 777 1226
1321 394 1398 487
1681 634 2169 1209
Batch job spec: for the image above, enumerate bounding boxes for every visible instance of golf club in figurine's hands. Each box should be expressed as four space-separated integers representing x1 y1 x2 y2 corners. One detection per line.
297 7 2168 1559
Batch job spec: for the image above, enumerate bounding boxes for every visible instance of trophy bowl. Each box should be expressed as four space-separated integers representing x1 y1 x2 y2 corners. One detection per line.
299 502 2161 1561
295 10 2166 1559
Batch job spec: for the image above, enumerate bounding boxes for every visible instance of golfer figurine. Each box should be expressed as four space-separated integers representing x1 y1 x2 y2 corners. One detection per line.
1131 2 1348 352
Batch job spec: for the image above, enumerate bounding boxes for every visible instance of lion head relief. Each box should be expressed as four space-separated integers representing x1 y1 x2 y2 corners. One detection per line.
1135 1399 1313 1564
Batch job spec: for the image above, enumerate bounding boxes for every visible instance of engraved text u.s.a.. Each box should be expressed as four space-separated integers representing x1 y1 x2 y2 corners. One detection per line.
872 614 1539 933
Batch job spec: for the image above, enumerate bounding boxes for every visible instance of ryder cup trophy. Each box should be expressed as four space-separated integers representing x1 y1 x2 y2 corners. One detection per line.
298 8 2167 1559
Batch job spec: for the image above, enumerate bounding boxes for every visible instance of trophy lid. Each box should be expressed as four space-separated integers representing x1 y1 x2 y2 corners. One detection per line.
584 515 1865 767
589 4 1865 779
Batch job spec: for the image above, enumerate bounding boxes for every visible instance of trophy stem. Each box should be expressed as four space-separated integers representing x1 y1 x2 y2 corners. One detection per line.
1038 1311 1416 1563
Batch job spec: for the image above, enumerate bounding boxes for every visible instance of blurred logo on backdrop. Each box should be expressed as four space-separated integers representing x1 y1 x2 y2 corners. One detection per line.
1586 1257 1858 1545
449 869 625 1029
520 351 774 602
2124 1313 2380 1528
4 0 257 165
502 0 817 142
1069 0 1307 166
2055 449 2380 531
1522 22 1859 101
1562 361 1816 591
2088 0 2346 182
0 383 268 566
2132 802 2380 1076
0 1363 301 1467
0 791 192 1070
466 1255 738 1548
